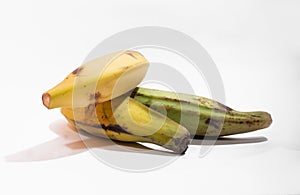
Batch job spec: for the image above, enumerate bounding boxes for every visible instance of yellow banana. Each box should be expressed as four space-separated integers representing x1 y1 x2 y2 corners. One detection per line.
61 97 191 154
42 50 149 109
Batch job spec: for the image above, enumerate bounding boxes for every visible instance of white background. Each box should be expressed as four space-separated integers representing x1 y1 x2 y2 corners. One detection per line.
1 0 300 194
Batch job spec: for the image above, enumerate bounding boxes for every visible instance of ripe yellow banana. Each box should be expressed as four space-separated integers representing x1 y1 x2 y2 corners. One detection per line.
61 97 191 154
42 50 149 109
130 87 272 137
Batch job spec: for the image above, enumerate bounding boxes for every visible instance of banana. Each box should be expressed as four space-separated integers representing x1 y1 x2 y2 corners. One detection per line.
61 97 191 154
42 49 272 154
130 87 272 137
42 50 149 109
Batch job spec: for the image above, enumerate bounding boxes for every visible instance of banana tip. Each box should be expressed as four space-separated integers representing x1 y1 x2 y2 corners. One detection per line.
264 112 273 128
42 93 50 109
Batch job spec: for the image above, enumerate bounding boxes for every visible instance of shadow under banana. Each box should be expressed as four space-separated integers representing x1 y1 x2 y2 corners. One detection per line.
5 119 267 162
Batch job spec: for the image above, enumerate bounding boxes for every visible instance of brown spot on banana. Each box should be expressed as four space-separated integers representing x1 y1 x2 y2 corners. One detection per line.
126 51 137 59
70 119 132 135
217 102 233 112
89 92 102 101
205 118 222 129
72 67 84 75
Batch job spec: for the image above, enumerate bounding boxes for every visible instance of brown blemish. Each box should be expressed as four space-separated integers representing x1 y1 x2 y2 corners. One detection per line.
87 103 95 111
205 118 221 129
72 67 83 75
105 125 131 134
126 52 137 59
89 92 101 101
205 118 210 125
129 88 138 98
73 120 131 135
85 103 96 117
94 92 101 100
217 102 233 111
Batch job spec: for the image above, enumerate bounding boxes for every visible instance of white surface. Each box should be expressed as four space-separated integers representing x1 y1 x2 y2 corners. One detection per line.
1 0 300 194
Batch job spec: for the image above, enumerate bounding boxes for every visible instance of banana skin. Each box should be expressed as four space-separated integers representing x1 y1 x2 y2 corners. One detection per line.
61 97 191 154
42 49 273 155
130 87 272 137
62 86 272 149
42 50 149 109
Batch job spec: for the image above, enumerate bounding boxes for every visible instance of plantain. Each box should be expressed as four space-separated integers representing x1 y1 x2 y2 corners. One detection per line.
42 50 149 109
130 87 272 137
62 86 272 148
43 49 272 154
61 97 190 154
65 87 272 138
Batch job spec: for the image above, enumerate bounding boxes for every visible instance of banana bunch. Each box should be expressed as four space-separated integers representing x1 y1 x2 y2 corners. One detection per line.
42 50 272 154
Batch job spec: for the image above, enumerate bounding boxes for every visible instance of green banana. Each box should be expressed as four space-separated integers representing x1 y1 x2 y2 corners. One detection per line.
61 97 190 154
130 87 272 137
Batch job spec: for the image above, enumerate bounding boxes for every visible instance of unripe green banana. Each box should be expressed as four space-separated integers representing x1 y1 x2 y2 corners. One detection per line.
61 97 190 154
130 87 272 137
